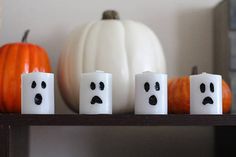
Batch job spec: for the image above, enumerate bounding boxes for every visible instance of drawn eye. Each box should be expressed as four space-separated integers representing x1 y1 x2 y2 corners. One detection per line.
210 82 214 93
155 82 160 91
90 82 96 90
99 82 105 90
200 83 205 93
31 81 36 89
41 81 46 89
144 82 150 92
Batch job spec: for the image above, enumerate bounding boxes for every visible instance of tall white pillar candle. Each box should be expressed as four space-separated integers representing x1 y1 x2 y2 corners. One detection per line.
190 72 222 114
80 71 112 114
135 72 167 114
21 72 54 114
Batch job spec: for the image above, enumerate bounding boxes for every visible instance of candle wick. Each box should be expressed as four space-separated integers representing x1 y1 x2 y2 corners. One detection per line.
191 66 198 75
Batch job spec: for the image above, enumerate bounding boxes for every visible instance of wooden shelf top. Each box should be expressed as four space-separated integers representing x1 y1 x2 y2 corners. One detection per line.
0 114 236 126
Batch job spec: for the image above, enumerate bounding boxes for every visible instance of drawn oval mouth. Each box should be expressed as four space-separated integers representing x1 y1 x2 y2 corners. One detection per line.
34 93 42 105
149 95 157 105
202 96 214 105
91 96 103 104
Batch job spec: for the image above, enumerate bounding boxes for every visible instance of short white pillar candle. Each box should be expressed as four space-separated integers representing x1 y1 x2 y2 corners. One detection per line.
190 72 222 114
80 71 112 114
21 72 54 114
135 72 168 115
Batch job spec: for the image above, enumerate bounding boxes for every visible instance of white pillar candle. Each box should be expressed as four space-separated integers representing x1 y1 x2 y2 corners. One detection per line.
190 72 222 114
21 72 54 114
80 71 112 114
135 72 167 115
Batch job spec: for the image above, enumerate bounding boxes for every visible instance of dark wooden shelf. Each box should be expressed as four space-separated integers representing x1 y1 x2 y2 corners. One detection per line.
1 114 236 157
1 114 236 126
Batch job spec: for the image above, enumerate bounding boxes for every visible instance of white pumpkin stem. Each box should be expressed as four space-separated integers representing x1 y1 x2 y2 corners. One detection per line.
191 66 198 75
22 29 30 43
102 10 120 20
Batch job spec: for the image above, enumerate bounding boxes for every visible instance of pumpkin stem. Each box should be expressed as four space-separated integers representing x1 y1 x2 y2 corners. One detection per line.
191 66 198 75
102 10 120 20
21 29 30 43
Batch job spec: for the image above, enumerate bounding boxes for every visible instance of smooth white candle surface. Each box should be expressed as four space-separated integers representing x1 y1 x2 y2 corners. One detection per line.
80 71 112 114
190 72 222 114
21 72 54 114
135 72 167 115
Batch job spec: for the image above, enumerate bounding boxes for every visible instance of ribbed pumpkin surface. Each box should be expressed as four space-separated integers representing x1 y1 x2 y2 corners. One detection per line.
222 80 232 113
0 43 51 112
168 76 190 114
168 76 232 114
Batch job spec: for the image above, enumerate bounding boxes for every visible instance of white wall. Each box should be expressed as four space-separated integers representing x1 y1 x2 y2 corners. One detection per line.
0 0 221 157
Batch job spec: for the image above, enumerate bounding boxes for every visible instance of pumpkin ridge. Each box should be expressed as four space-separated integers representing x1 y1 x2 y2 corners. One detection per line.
68 39 78 106
171 79 176 113
0 45 10 112
17 44 30 112
79 22 97 107
37 46 46 72
183 77 190 113
178 78 184 113
72 25 91 96
29 46 36 72
58 27 82 111
67 24 89 108
35 46 43 71
82 22 98 72
93 21 103 70
170 79 176 113
12 44 21 112
2 46 11 111
82 22 97 72
58 34 73 109
57 49 76 112
13 44 21 112
121 21 132 108
33 45 40 72
35 46 43 72
176 79 182 113
28 45 33 73
65 39 75 107
3 45 18 112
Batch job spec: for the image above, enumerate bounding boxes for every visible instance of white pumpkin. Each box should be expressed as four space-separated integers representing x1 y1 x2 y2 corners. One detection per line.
58 10 166 113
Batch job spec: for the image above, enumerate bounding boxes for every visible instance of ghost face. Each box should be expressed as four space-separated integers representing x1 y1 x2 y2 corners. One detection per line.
90 81 105 104
31 80 47 105
190 74 222 114
135 73 167 114
200 82 214 105
79 73 112 114
21 72 54 114
144 81 160 105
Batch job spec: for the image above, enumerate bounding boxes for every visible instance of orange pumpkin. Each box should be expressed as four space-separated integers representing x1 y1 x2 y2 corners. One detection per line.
168 67 232 114
0 30 51 113
222 80 232 113
168 76 190 114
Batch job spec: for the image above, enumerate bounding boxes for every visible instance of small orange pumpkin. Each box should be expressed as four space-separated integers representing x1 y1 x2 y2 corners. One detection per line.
0 30 51 113
168 76 190 114
222 80 232 113
168 66 232 114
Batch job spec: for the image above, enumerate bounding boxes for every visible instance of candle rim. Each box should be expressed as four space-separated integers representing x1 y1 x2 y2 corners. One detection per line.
81 71 112 75
21 72 54 78
190 72 222 78
135 72 167 76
